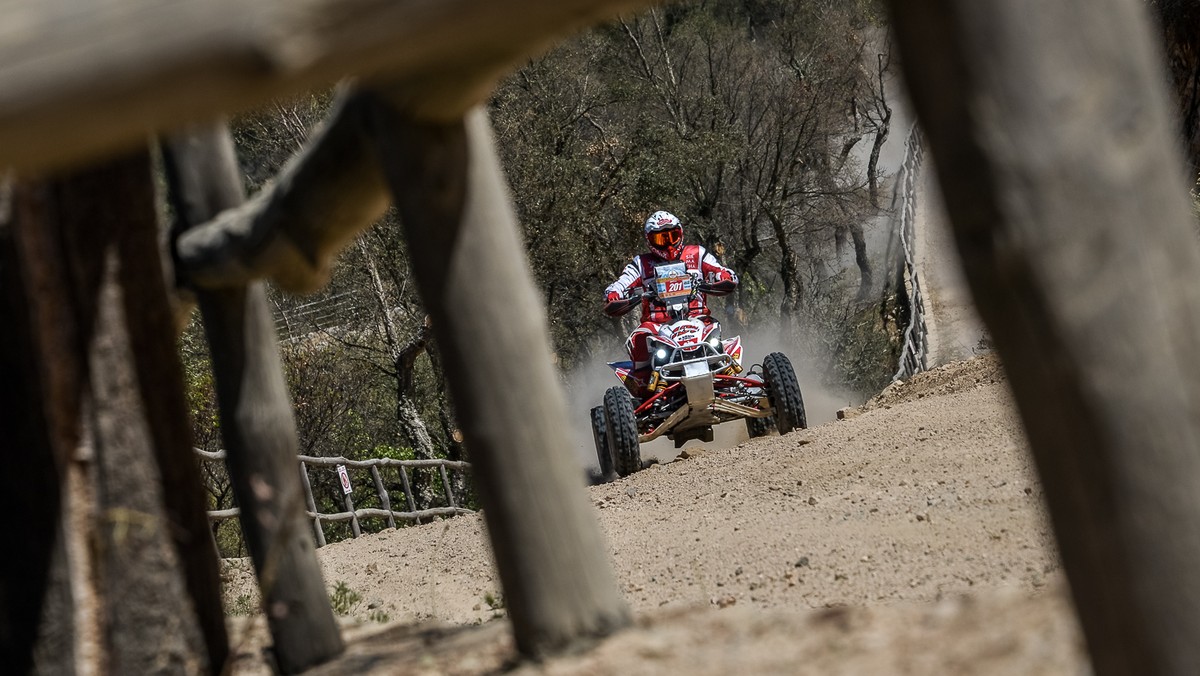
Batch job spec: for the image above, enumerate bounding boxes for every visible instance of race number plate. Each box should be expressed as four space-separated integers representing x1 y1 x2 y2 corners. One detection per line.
654 262 691 303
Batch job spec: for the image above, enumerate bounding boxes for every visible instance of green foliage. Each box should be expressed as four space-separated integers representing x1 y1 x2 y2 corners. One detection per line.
483 591 505 611
185 0 902 554
179 313 220 450
492 0 894 388
372 444 415 461
329 581 362 616
227 594 255 617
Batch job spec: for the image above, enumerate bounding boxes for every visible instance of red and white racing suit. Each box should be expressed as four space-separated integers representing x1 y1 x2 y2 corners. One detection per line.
604 244 738 386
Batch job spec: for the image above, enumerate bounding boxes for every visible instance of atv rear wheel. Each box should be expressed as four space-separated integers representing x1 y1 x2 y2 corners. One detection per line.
603 386 642 477
763 352 807 434
590 405 614 479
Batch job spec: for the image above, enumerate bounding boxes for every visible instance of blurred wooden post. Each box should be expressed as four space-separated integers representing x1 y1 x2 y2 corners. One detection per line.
888 1 1200 673
0 180 76 676
1 154 227 673
369 100 631 658
162 127 343 673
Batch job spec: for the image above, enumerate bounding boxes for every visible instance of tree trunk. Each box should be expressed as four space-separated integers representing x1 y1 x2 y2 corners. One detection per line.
850 222 873 301
867 50 893 210
768 212 803 323
358 242 439 504
367 99 630 658
889 1 1200 673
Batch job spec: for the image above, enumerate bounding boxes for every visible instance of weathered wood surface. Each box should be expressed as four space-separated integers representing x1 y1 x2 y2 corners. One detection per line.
888 1 1200 674
1 156 224 673
175 92 391 293
163 127 344 673
58 156 211 674
206 506 469 523
0 0 659 173
0 182 76 676
373 102 631 657
200 451 471 543
195 447 470 470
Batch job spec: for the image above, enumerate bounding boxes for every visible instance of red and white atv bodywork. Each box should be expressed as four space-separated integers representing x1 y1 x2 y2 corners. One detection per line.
592 265 807 479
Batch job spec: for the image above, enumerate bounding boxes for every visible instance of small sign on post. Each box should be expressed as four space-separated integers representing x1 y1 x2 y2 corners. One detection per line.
336 464 352 495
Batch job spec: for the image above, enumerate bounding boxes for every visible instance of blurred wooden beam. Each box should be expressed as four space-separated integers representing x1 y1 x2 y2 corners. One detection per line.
0 0 657 174
888 0 1200 673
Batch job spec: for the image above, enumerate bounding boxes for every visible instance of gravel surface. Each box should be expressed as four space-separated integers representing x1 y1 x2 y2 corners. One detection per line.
222 354 1090 674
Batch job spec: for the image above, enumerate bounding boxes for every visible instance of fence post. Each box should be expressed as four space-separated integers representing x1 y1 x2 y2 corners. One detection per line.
397 466 418 513
344 493 361 538
336 464 361 537
370 465 397 529
438 464 457 509
298 462 326 548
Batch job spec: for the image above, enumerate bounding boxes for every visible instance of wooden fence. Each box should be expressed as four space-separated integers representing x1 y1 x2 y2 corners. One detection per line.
194 449 473 549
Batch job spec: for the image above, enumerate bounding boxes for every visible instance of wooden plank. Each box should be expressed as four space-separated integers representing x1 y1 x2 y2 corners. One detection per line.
163 126 343 673
195 447 470 470
0 0 660 173
888 0 1200 673
207 507 471 523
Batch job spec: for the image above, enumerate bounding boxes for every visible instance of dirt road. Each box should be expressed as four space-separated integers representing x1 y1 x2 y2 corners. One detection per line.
223 355 1089 674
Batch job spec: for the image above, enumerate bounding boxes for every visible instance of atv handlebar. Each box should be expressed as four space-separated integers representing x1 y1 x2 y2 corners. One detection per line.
607 282 717 315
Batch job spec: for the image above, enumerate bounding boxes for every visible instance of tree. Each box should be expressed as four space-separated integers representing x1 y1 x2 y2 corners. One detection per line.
491 0 893 389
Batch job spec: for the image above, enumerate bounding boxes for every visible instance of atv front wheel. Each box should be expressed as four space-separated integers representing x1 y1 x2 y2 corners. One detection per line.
603 386 642 477
590 405 615 479
763 352 807 434
745 415 774 439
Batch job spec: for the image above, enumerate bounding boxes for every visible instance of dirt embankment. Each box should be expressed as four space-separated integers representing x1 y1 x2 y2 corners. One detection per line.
223 355 1088 674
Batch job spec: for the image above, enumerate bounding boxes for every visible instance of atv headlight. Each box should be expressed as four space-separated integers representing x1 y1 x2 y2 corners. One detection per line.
656 348 668 360
707 327 721 350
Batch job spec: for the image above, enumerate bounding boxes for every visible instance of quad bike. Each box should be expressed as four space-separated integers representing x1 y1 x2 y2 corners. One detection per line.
591 262 807 478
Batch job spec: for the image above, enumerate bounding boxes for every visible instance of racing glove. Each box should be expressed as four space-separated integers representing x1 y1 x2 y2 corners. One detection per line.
706 270 738 295
604 290 628 316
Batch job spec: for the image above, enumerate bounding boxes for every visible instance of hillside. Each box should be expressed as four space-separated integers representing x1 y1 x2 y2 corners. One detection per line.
222 355 1089 674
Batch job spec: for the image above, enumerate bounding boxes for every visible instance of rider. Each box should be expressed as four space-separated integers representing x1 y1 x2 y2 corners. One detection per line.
604 210 738 396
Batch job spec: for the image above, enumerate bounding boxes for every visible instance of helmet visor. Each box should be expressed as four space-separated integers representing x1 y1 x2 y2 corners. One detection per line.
648 227 682 248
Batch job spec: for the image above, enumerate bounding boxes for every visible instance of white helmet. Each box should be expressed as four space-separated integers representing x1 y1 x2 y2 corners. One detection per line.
643 210 684 260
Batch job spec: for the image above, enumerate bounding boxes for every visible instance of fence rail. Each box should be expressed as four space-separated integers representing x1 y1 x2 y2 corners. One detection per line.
892 124 929 382
194 448 473 550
